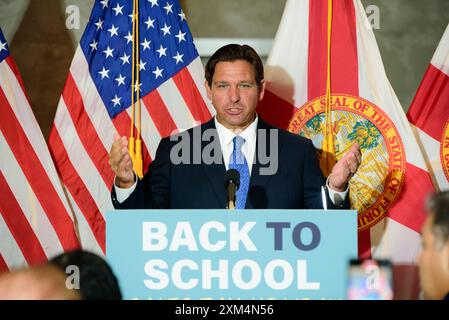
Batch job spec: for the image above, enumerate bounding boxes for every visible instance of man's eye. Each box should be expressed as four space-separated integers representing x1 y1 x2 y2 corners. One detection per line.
216 84 228 88
239 83 253 88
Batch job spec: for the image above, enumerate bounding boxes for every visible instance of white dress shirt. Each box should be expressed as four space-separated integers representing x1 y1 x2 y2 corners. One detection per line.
114 116 348 205
214 116 257 174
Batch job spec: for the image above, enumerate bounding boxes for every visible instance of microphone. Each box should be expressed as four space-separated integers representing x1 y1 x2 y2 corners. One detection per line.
224 169 240 210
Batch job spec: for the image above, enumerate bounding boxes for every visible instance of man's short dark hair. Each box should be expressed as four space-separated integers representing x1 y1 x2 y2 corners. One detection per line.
49 249 122 300
205 44 264 87
426 191 449 249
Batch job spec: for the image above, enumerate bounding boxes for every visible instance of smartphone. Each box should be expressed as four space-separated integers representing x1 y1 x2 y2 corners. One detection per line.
346 259 394 300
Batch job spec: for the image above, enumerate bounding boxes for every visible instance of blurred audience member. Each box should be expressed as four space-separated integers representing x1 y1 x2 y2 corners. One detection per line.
0 264 80 300
49 249 122 300
418 191 449 300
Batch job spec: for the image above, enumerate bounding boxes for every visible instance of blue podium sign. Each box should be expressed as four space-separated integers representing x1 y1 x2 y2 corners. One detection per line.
106 209 357 299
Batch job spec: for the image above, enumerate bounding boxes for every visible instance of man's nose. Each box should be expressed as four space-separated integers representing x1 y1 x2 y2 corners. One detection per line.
229 86 240 102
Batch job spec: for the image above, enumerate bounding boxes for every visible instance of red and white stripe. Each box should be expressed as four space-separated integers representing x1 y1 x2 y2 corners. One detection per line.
48 46 213 254
0 56 80 272
258 0 434 263
407 24 449 191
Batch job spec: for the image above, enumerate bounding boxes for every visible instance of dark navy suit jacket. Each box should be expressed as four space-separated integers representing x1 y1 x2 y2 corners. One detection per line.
111 118 349 210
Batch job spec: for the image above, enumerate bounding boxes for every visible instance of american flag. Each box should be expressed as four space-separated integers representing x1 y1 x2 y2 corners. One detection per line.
0 28 80 272
48 0 213 254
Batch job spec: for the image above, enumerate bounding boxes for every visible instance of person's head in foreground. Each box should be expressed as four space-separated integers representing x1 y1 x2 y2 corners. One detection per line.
0 264 81 300
418 191 449 300
49 249 122 300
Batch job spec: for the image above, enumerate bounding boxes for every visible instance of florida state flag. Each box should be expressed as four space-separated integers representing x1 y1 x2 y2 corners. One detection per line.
257 0 435 263
407 24 449 192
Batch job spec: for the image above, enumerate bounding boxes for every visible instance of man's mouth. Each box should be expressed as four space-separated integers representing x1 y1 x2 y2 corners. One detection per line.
226 108 243 115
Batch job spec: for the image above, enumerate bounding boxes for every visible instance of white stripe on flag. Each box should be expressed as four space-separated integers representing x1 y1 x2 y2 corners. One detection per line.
0 133 64 257
431 24 449 77
370 217 422 264
65 190 103 256
70 46 117 152
354 0 429 172
0 61 74 218
187 57 215 116
0 212 28 270
136 100 162 159
265 0 309 107
411 124 449 190
354 0 375 105
157 79 197 131
71 46 165 161
53 98 114 216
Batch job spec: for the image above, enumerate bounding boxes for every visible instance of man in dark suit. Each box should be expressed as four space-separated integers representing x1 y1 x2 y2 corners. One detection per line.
109 44 361 210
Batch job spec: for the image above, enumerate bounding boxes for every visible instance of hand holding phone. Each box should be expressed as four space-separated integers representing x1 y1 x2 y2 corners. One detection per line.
347 259 394 300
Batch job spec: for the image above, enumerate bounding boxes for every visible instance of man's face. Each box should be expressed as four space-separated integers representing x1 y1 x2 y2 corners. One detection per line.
205 60 265 131
417 216 449 299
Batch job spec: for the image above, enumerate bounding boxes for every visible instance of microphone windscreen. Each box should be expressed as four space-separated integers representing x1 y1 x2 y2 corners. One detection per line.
224 169 240 189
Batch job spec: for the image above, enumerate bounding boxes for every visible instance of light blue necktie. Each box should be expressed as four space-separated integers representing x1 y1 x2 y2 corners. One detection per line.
229 136 250 209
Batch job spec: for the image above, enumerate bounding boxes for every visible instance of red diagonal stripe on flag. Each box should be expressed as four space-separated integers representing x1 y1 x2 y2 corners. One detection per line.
0 254 8 273
387 163 433 233
62 73 115 189
0 172 47 266
48 127 106 252
358 229 372 259
330 0 358 95
257 90 297 130
308 0 359 98
5 57 27 94
0 88 79 250
172 68 213 123
142 90 178 138
308 0 329 99
407 64 449 141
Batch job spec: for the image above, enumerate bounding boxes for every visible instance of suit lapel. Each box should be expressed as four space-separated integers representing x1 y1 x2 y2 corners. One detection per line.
200 119 227 208
246 118 283 209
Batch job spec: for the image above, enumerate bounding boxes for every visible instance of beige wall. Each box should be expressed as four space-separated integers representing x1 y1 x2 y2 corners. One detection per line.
185 0 286 38
7 0 73 139
361 0 449 109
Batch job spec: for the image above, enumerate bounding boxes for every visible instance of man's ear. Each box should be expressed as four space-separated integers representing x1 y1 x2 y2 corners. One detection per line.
205 80 212 100
258 79 266 101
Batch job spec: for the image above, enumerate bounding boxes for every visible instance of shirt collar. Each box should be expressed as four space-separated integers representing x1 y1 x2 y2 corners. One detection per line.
214 115 258 147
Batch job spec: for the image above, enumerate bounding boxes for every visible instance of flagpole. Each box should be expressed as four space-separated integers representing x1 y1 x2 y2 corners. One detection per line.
320 0 336 177
129 0 143 178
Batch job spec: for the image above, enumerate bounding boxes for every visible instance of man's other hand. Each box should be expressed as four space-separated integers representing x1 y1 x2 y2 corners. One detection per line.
329 143 362 192
109 134 135 188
